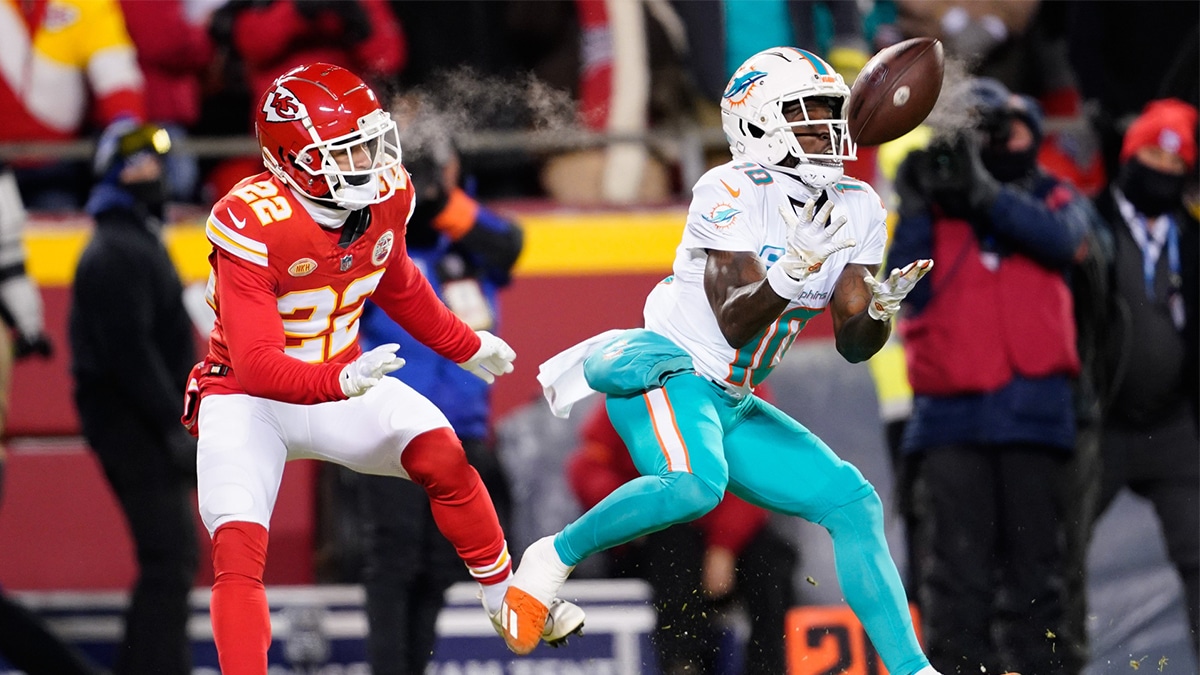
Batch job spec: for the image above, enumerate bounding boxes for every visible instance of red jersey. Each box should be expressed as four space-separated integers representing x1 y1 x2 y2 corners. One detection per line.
201 171 480 404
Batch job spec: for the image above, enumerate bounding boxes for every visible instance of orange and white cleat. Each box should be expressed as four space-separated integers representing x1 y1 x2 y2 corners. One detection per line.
496 536 577 655
492 594 585 654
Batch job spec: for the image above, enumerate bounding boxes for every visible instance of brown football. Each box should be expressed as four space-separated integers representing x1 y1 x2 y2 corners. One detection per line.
846 37 944 147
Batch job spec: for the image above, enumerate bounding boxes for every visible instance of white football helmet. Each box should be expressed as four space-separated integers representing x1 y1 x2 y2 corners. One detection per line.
721 47 856 188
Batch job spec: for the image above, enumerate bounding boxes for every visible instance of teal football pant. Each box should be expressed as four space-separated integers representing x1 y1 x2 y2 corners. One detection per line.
556 373 929 675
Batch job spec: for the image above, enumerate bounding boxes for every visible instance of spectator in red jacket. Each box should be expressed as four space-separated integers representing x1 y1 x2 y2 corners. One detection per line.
567 396 798 675
120 0 215 203
201 0 407 201
224 0 405 102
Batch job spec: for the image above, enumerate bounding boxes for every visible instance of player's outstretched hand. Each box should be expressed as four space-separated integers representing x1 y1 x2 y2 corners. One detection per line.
766 200 857 299
778 201 856 281
864 259 934 322
340 343 406 397
459 331 516 384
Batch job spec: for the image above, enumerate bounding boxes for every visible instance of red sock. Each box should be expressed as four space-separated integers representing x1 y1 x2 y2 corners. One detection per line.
402 428 511 585
210 521 270 675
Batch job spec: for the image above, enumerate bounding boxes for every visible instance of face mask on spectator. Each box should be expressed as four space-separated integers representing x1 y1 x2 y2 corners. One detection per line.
125 176 167 217
1117 158 1185 216
981 145 1038 183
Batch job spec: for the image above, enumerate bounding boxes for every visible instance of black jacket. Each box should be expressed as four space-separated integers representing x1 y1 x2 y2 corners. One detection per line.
68 208 196 436
1087 189 1199 428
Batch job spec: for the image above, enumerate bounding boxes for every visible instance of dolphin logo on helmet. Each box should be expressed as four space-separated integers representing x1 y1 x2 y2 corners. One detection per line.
720 47 856 189
723 70 768 107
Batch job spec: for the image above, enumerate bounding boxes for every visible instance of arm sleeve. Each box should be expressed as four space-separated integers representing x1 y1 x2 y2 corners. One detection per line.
82 0 145 124
215 250 346 403
369 240 481 364
887 212 936 313
73 249 186 432
351 0 407 77
847 184 889 267
441 194 525 286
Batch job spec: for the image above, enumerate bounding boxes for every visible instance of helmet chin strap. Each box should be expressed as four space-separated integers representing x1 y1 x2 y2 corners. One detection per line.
770 154 844 190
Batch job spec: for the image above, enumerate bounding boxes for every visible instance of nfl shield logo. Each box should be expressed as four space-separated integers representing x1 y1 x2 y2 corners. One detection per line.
340 254 353 271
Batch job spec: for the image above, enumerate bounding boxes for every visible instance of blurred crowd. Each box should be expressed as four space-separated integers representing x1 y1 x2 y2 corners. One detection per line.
0 0 1193 210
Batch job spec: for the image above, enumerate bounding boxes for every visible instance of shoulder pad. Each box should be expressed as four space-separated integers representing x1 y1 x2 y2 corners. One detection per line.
834 177 886 211
833 176 870 194
206 175 297 267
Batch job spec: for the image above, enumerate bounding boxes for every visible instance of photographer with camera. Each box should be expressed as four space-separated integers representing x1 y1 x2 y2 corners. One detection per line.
888 78 1095 675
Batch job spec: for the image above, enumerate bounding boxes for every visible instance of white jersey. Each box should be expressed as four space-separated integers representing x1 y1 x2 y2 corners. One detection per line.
644 160 888 393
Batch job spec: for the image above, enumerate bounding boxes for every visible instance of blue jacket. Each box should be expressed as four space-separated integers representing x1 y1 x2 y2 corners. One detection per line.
359 197 522 440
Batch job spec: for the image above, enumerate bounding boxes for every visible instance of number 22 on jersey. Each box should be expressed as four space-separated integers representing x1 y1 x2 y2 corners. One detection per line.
280 269 385 363
232 181 294 225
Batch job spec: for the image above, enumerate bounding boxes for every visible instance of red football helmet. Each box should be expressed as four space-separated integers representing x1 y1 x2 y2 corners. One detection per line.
255 63 403 208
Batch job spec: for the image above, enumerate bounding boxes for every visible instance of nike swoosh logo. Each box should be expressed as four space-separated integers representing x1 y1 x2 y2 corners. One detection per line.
227 208 246 229
720 180 741 198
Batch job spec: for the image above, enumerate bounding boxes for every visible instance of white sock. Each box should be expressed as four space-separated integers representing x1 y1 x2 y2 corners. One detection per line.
913 666 942 675
481 574 511 614
514 535 574 606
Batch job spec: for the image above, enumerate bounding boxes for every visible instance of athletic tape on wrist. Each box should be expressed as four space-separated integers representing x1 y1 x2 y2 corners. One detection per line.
766 260 806 300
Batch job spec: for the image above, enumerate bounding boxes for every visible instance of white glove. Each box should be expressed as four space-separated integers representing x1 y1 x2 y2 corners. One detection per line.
767 200 856 299
339 343 406 397
458 330 516 384
863 259 934 322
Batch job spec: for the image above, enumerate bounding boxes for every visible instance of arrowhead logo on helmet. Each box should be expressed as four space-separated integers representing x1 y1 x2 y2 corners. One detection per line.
262 86 306 123
255 63 403 209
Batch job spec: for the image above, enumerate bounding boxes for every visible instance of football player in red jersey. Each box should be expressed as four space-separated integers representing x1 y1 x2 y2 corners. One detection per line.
187 63 583 674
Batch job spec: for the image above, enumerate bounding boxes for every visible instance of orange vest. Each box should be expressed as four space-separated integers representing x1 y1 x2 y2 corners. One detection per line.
899 218 1080 395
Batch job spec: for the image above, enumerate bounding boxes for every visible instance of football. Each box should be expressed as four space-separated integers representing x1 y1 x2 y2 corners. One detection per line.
846 37 945 147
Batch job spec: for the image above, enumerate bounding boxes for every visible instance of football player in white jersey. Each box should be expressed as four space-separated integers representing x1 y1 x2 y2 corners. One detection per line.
498 47 944 674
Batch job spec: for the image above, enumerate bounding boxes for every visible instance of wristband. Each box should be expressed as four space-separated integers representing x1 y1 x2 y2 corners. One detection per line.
766 259 805 300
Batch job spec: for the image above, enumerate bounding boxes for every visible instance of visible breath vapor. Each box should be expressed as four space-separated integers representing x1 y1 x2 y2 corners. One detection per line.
923 56 982 141
388 66 577 163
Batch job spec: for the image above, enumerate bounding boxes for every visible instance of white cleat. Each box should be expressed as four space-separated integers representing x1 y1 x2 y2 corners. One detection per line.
541 598 586 646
